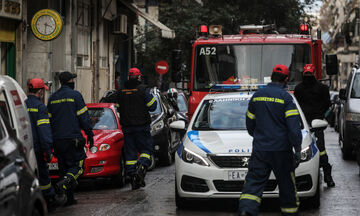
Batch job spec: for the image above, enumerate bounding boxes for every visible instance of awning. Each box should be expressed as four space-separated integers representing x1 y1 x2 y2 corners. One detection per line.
120 1 175 39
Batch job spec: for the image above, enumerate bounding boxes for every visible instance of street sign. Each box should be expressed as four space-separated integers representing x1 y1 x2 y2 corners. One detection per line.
155 61 169 75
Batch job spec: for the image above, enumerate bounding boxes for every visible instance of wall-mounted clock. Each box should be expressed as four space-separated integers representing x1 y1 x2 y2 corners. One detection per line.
31 9 63 41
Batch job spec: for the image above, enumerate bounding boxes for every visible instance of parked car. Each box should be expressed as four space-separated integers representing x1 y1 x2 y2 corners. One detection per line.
339 67 360 160
0 110 47 216
174 86 325 209
49 103 126 187
0 75 37 173
166 89 189 136
98 88 182 169
150 87 182 167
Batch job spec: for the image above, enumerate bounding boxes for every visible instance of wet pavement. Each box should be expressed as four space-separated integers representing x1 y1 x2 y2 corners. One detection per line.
50 128 360 216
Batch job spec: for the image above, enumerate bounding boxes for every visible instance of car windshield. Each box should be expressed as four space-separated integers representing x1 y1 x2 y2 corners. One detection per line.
177 95 188 112
149 95 162 115
193 98 249 130
88 108 118 130
194 44 311 91
351 73 360 98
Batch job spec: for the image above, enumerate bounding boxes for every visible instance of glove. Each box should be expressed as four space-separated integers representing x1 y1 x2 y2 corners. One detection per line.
293 152 301 169
43 152 53 162
88 135 94 149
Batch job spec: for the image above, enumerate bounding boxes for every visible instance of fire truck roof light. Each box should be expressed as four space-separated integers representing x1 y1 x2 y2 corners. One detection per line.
199 25 208 33
300 24 309 32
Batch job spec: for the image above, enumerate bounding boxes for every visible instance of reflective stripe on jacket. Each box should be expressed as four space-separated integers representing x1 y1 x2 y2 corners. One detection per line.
25 95 52 155
47 85 93 139
246 82 302 152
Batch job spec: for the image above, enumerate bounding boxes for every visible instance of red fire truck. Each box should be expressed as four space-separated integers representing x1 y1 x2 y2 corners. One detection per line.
182 24 337 118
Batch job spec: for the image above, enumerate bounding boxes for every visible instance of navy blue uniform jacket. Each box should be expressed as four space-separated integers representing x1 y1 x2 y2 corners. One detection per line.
246 83 302 152
47 86 93 140
26 95 52 155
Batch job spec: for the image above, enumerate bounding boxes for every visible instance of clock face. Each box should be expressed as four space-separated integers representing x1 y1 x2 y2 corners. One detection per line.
31 9 63 41
36 15 56 35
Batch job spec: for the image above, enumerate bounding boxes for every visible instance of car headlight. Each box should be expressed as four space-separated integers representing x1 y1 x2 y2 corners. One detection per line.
346 112 360 121
181 147 209 166
151 121 164 135
99 143 110 151
300 145 312 162
90 146 98 154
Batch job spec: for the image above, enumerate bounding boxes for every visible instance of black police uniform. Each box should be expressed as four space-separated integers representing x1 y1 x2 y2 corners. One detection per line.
294 78 334 186
26 95 55 200
238 83 302 216
117 79 157 189
47 85 93 203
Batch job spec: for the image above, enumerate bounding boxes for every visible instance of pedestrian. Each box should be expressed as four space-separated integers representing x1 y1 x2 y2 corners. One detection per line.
294 64 335 187
116 67 157 190
25 78 67 212
47 71 94 206
238 64 302 216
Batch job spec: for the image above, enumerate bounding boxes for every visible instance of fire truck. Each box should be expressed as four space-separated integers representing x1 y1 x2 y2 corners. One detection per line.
173 24 338 119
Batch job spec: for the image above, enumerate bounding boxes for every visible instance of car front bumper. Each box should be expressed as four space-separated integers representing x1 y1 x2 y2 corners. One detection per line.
175 151 319 199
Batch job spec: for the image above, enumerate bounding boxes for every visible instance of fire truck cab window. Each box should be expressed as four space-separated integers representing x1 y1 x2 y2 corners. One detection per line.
194 44 311 91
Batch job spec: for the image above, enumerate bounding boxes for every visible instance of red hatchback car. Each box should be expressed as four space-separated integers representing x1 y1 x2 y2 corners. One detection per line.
48 103 126 186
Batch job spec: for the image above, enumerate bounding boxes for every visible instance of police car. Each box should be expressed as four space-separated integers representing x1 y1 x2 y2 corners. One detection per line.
173 85 325 208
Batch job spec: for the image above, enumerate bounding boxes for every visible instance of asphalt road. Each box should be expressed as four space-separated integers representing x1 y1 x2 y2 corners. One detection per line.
50 127 360 216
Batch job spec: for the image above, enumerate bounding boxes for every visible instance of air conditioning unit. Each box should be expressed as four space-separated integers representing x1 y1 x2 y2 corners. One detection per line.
113 15 127 34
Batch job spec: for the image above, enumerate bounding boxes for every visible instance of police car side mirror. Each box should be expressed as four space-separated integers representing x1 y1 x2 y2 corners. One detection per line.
170 120 186 132
310 119 328 132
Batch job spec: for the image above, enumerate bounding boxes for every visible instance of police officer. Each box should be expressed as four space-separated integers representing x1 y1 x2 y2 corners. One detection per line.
238 65 302 216
116 67 157 190
294 64 335 187
25 78 67 211
47 71 94 205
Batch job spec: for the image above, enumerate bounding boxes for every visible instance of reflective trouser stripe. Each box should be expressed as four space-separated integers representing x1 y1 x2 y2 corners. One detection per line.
239 193 261 204
140 153 150 159
281 207 299 213
126 160 137 165
40 183 51 190
320 150 327 156
74 160 84 180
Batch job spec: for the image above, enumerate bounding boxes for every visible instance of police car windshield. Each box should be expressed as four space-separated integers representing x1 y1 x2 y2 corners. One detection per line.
193 98 249 130
350 73 360 98
88 108 118 130
149 95 162 115
194 44 311 91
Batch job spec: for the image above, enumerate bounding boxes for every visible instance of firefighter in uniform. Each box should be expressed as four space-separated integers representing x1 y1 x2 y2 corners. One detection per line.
294 64 335 187
47 71 94 205
116 67 157 190
25 78 67 211
238 65 302 216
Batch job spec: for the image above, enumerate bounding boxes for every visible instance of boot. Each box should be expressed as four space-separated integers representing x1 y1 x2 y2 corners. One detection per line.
135 164 147 187
130 175 140 190
323 165 335 187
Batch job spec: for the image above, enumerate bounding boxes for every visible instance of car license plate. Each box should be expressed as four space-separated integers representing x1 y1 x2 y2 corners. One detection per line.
228 170 247 181
48 163 58 170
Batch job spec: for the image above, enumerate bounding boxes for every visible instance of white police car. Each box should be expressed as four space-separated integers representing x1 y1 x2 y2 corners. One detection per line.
172 86 325 208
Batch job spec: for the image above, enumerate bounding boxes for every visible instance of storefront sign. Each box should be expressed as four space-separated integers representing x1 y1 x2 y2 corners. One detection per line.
0 0 22 20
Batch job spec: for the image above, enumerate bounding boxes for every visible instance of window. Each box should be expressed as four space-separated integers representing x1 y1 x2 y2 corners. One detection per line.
88 108 118 130
77 0 91 67
0 91 13 128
